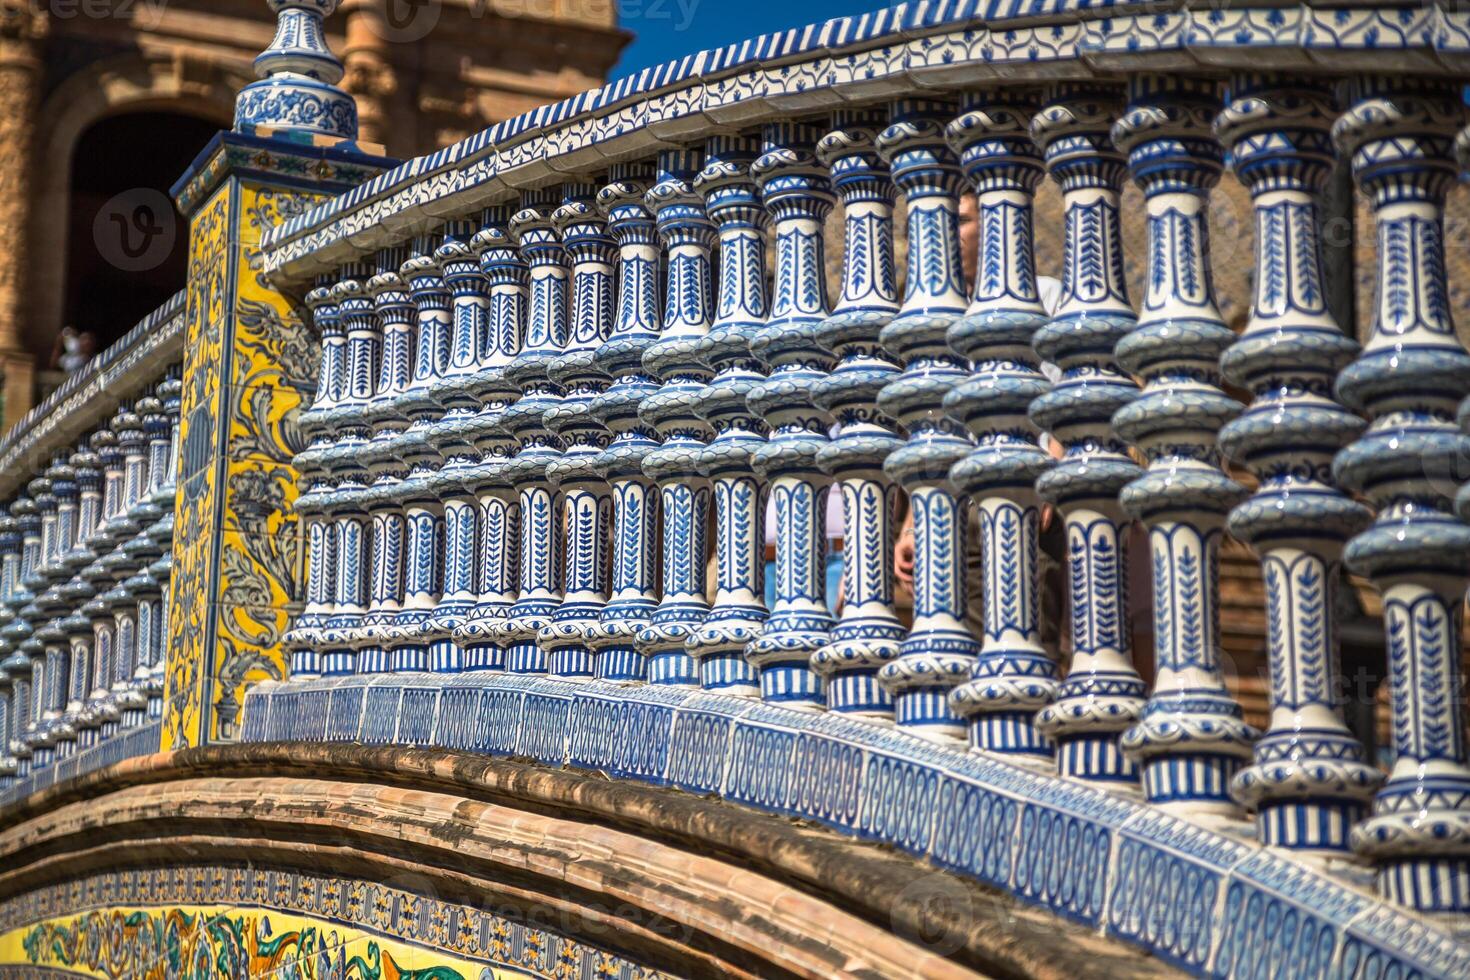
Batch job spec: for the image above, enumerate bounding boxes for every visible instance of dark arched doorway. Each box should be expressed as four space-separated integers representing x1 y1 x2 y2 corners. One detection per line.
60 111 219 359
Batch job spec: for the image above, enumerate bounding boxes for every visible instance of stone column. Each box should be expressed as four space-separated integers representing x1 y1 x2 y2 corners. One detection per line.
1112 76 1256 813
0 3 44 430
875 99 976 741
811 110 904 719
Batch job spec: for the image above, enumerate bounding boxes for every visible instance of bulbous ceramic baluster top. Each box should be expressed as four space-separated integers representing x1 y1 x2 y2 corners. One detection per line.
497 189 570 675
30 475 55 585
689 135 769 697
1333 77 1470 916
371 245 413 409
638 149 715 688
743 122 835 711
1214 74 1380 852
943 92 1058 761
306 274 344 414
1029 83 1147 786
542 183 615 679
64 447 102 575
589 163 663 685
452 206 527 671
402 234 452 412
808 109 903 718
1111 74 1256 814
338 265 381 408
424 222 490 674
9 498 39 619
49 457 78 579
875 98 976 741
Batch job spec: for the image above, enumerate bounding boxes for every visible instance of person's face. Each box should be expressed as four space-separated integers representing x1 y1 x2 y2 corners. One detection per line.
957 191 978 290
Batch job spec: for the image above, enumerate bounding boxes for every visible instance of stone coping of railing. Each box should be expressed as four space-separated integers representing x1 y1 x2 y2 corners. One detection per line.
241 674 1470 980
0 292 185 499
0 721 160 811
257 0 1470 284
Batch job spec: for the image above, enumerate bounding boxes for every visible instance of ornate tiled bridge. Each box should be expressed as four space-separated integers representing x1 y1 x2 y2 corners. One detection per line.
1 0 1469 976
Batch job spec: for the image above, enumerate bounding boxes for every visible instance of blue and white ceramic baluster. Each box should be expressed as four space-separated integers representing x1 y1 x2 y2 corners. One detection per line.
590 163 663 685
81 558 116 745
809 111 904 718
352 245 412 674
945 92 1058 760
639 149 715 688
497 189 569 675
455 207 526 671
386 238 455 671
0 669 11 789
543 183 615 679
307 273 345 418
323 266 374 679
1333 78 1470 915
426 222 491 673
1112 76 1257 813
144 370 179 715
745 123 836 710
875 100 977 740
1216 75 1381 852
3 498 37 770
1030 84 1148 785
689 135 769 697
5 647 30 776
341 266 382 411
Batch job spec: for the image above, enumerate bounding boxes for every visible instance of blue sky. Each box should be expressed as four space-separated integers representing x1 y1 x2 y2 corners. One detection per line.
612 0 872 77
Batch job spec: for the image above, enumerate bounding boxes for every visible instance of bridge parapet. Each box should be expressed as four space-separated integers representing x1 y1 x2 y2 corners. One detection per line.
3 2 1470 977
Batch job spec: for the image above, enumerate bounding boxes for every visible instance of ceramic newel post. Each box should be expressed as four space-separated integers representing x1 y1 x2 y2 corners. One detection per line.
875 100 976 740
1216 74 1380 852
944 92 1058 760
1030 84 1147 785
1334 77 1470 916
590 164 662 684
1112 75 1257 812
640 150 714 688
746 122 835 711
810 109 903 718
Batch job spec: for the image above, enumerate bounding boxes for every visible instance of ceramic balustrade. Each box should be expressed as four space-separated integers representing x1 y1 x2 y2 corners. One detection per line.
265 62 1470 932
0 349 180 785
